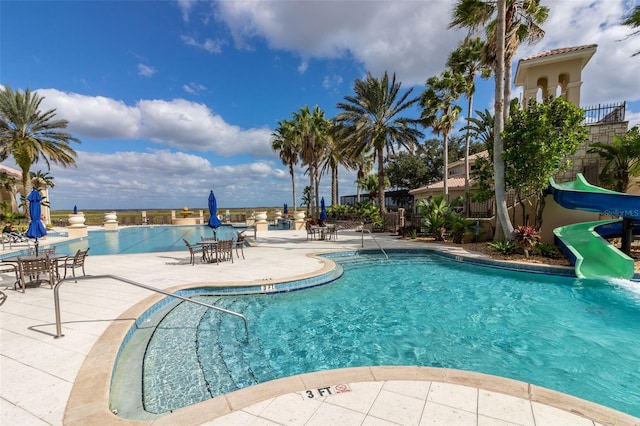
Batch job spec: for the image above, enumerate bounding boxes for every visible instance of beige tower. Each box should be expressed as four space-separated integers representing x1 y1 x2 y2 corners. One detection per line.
514 44 597 107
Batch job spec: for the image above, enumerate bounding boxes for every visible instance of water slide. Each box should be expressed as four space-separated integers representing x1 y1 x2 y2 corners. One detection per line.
548 173 640 279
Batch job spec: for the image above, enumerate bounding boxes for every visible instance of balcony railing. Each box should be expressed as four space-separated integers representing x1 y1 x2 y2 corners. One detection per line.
583 101 626 125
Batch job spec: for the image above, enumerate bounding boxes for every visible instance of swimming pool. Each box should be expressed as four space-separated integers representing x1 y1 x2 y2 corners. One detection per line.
111 251 640 419
10 224 243 257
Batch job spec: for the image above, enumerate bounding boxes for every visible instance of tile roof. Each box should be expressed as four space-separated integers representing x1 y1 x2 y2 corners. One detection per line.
519 44 597 62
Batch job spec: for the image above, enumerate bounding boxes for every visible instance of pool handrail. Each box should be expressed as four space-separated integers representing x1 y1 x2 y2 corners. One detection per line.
53 274 249 339
360 228 388 260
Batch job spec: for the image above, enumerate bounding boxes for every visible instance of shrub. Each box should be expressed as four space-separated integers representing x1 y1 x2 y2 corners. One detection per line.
532 242 560 258
487 240 518 255
512 225 541 258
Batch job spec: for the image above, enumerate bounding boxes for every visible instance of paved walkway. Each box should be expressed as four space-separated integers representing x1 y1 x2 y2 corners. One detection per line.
0 228 637 425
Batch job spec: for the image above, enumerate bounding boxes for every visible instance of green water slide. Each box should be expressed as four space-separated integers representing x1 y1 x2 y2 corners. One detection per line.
548 174 639 280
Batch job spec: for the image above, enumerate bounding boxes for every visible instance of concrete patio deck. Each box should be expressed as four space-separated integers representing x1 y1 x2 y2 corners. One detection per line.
1 228 637 425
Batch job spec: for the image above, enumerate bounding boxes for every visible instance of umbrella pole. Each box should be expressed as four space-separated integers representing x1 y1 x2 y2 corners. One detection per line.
34 239 39 256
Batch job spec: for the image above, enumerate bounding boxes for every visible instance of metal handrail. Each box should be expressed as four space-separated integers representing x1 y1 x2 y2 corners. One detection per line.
360 228 389 260
53 274 249 339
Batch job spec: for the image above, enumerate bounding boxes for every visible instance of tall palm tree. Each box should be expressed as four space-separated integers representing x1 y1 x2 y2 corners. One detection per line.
449 0 549 121
0 86 80 218
446 37 491 192
271 119 300 211
420 70 466 198
294 105 330 218
336 71 423 213
320 121 353 206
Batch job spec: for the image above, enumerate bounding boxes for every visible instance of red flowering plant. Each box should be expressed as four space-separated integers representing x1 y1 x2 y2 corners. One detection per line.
512 225 541 258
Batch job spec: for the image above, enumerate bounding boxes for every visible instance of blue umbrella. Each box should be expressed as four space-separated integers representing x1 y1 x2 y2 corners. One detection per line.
283 203 288 215
319 197 328 220
25 189 47 256
207 191 222 237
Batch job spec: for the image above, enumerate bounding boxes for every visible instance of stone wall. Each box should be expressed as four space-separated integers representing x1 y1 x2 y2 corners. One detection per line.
553 121 628 183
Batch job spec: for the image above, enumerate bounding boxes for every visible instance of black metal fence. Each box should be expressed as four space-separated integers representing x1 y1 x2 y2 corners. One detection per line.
583 101 626 125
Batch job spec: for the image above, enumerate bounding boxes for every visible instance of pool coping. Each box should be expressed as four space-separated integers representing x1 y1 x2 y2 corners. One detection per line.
63 249 639 425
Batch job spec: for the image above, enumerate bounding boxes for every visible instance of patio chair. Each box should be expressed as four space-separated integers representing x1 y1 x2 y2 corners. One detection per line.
305 221 318 241
17 256 55 291
183 239 206 265
30 246 56 256
59 248 90 282
0 263 19 293
233 231 246 259
214 239 234 265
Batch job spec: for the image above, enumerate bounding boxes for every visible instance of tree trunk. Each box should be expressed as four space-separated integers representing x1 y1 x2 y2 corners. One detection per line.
332 165 338 206
493 0 514 240
464 94 473 193
289 164 297 212
377 147 386 213
443 132 449 200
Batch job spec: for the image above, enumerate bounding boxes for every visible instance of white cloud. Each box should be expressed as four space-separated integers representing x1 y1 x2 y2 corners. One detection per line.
215 0 467 85
37 89 140 139
180 35 224 53
137 63 156 77
176 0 197 23
183 82 207 95
46 151 299 209
34 89 273 158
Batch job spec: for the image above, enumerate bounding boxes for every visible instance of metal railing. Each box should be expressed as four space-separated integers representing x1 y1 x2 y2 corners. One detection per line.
360 228 388 260
53 274 249 339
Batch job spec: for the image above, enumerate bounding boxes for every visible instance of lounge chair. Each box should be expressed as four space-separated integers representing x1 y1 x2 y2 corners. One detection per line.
59 248 90 282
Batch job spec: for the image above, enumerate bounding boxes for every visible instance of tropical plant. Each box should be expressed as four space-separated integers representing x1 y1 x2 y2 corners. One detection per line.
621 5 640 57
271 119 300 211
0 86 80 219
335 71 423 214
465 108 494 148
531 242 560 258
487 239 518 255
503 96 588 229
301 185 312 214
416 194 457 241
587 126 640 193
512 225 540 257
357 173 390 206
447 212 473 244
420 70 466 198
447 36 492 191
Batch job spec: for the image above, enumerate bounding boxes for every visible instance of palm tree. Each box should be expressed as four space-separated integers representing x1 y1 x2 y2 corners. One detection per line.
320 121 352 206
450 0 549 121
358 173 390 206
588 126 640 192
271 119 300 211
0 86 80 218
336 71 423 214
622 5 640 56
294 105 330 218
466 108 494 148
420 70 466 198
447 37 491 192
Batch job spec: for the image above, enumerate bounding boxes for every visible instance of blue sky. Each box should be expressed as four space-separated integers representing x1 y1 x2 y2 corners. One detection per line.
1 0 639 211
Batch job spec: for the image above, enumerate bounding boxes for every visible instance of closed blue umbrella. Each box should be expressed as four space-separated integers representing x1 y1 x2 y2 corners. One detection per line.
283 203 288 215
25 189 47 256
319 197 328 220
207 191 222 238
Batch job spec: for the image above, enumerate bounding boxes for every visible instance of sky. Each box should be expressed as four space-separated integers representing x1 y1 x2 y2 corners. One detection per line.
1 0 639 211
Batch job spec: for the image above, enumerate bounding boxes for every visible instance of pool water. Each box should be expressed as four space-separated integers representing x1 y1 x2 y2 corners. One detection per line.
129 253 640 417
23 225 242 256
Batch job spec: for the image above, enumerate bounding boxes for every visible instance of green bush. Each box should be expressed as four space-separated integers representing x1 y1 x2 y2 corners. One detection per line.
487 240 518 255
532 242 560 258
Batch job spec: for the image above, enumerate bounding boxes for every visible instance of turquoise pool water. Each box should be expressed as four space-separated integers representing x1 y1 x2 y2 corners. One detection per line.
130 253 640 417
4 225 242 257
